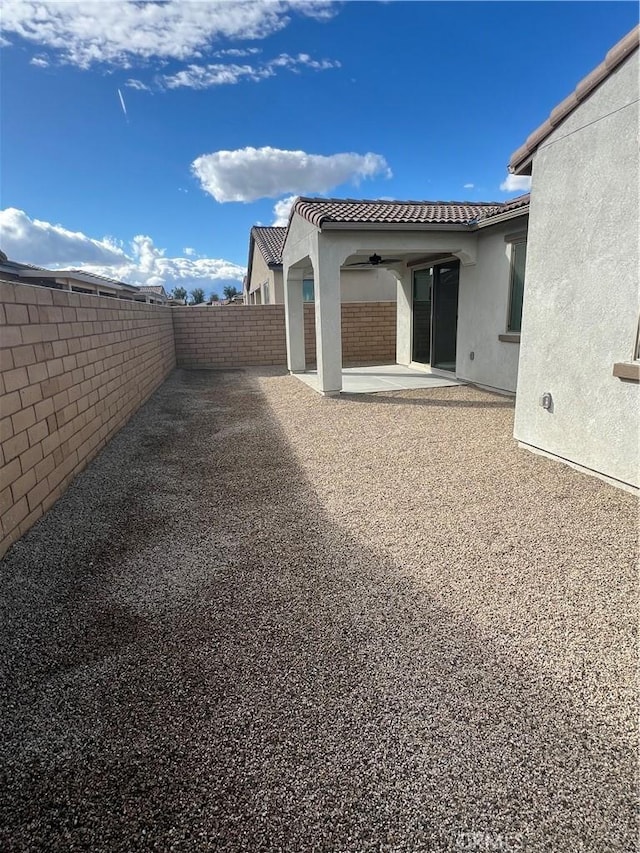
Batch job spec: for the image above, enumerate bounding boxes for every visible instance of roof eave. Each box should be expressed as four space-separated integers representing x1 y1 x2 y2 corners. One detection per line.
474 207 529 229
245 233 256 292
508 25 639 174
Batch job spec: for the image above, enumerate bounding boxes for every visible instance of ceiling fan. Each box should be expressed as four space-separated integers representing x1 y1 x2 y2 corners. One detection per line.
345 253 402 267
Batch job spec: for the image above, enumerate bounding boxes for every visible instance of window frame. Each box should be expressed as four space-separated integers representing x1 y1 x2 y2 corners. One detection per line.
506 236 527 334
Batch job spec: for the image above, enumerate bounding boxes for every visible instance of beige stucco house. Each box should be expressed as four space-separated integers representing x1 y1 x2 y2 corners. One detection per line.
511 25 639 491
244 225 397 306
0 252 145 301
282 195 529 396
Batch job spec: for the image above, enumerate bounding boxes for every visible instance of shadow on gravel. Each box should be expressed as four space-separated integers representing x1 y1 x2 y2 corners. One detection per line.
0 369 635 853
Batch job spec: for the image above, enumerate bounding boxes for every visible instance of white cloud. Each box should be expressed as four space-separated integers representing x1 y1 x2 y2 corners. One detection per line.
162 62 272 89
125 78 151 92
0 207 128 266
463 182 474 189
161 52 340 90
272 196 297 226
500 174 532 192
0 208 245 290
192 146 391 203
183 247 196 257
1 1 336 69
30 55 49 68
214 47 262 58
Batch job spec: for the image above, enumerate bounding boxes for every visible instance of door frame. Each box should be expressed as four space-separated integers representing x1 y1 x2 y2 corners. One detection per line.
410 257 459 374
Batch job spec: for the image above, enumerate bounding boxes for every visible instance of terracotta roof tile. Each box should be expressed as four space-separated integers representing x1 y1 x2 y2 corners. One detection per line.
293 197 502 227
480 193 530 220
251 226 286 266
291 196 529 229
509 25 639 174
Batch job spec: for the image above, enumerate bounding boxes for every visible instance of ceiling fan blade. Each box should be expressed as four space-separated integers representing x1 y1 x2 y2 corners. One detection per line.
380 258 402 264
345 260 372 266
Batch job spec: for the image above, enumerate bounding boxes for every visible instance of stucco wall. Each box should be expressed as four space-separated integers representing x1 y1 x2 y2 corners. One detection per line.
273 269 284 304
0 281 175 557
514 49 639 488
247 245 271 298
341 268 397 302
456 217 528 393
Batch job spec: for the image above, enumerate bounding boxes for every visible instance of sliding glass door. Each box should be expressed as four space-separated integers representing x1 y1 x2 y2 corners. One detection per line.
431 260 459 372
412 268 432 364
412 260 459 371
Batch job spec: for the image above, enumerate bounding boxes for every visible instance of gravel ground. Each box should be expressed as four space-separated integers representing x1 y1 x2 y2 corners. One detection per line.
0 367 637 853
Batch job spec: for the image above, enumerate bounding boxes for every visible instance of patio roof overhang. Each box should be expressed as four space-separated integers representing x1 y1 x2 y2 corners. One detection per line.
280 199 529 396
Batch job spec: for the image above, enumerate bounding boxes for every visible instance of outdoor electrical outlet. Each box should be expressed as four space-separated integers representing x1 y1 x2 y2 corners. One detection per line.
470 351 475 360
541 392 553 410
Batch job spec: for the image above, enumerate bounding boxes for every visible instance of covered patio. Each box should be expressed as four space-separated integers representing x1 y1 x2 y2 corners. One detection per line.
283 198 481 396
282 195 531 396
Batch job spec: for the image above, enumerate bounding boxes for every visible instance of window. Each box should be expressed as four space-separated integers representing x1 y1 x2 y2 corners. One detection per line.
262 282 270 304
508 240 527 332
302 279 315 302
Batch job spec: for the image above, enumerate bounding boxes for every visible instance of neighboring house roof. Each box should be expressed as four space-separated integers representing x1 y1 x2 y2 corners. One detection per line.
0 256 49 274
509 25 639 174
245 226 285 295
0 253 140 295
289 195 529 230
251 226 286 266
138 285 169 299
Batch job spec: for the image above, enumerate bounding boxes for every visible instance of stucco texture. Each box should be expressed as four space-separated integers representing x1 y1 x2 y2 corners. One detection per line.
456 220 527 393
514 49 639 488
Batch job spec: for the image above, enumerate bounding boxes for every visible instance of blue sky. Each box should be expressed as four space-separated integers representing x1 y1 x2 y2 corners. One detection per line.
1 1 637 295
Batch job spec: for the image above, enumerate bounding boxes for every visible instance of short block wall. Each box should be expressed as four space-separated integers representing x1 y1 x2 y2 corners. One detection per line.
303 302 396 365
174 302 397 369
173 305 287 368
0 282 175 557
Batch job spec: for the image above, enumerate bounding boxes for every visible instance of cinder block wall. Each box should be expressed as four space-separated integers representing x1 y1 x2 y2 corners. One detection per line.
174 302 397 369
0 282 175 557
1 293 396 556
173 305 287 368
304 302 396 365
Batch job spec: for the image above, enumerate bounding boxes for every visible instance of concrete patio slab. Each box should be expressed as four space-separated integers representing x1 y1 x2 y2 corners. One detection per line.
294 363 463 394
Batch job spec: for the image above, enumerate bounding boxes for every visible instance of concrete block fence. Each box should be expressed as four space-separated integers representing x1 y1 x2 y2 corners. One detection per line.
0 282 175 556
174 302 396 369
173 305 288 368
1 285 396 555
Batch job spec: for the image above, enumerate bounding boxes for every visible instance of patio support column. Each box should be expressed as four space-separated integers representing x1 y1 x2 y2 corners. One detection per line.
314 240 342 395
284 267 305 373
395 268 412 365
